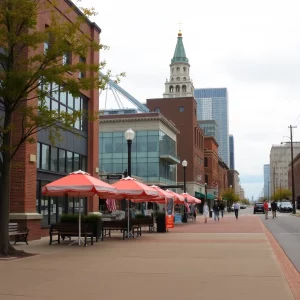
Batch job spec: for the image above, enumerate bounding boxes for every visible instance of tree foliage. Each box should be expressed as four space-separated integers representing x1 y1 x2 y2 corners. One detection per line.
0 0 123 256
221 188 239 205
272 188 291 201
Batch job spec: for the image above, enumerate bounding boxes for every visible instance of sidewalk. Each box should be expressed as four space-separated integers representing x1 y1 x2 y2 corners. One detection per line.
0 216 296 300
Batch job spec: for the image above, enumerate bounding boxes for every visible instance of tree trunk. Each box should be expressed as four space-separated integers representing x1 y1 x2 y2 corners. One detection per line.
0 145 13 256
0 116 25 256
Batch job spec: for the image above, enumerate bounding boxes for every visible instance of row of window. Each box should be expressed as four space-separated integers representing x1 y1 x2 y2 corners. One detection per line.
37 142 87 174
39 82 87 131
36 180 88 226
172 66 188 73
44 30 86 79
154 106 184 113
169 85 187 93
171 77 187 81
194 127 204 150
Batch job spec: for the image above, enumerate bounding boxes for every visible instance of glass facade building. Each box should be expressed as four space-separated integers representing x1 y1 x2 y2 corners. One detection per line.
229 134 235 170
198 120 218 140
194 88 229 166
99 130 179 184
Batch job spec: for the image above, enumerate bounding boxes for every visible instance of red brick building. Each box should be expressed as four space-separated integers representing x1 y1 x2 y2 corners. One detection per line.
204 136 219 196
9 0 100 240
218 160 229 198
147 97 205 195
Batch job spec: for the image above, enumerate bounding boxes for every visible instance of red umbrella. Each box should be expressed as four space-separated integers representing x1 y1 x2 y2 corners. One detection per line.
110 177 159 238
166 190 185 204
42 170 117 198
42 170 117 246
110 177 159 199
131 185 174 203
181 193 202 204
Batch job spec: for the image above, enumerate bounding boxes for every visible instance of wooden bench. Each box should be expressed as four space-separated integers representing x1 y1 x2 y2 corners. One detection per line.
9 223 29 245
102 220 142 239
134 217 154 233
102 220 128 240
49 223 94 246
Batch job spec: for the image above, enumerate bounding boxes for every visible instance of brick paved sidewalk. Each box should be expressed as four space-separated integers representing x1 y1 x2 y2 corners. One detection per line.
0 216 296 300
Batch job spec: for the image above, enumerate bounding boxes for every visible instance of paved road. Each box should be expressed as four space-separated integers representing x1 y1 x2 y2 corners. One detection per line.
259 210 300 272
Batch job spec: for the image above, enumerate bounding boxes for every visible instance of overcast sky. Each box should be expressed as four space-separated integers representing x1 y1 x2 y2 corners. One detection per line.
85 0 300 199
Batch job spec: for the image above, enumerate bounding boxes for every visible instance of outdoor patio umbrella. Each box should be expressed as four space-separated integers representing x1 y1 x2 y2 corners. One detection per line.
42 170 117 245
110 177 159 238
131 185 174 203
166 190 185 204
181 193 202 204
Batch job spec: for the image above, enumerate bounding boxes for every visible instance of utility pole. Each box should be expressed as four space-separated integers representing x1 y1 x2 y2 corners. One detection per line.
289 125 297 214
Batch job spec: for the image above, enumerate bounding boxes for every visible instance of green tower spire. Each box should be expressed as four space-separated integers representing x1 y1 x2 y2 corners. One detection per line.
171 31 189 64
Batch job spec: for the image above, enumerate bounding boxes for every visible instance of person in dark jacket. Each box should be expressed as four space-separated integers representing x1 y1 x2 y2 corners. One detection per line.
271 200 278 219
213 202 220 221
219 202 225 218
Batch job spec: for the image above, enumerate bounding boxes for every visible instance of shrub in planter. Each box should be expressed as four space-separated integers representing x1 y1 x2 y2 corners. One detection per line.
60 214 102 241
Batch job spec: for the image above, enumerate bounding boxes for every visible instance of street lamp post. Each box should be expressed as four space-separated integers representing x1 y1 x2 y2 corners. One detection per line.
289 125 296 214
124 128 135 237
182 160 188 223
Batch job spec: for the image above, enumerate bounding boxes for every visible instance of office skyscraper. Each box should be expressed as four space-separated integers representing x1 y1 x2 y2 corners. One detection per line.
229 134 235 169
263 164 270 199
194 88 229 166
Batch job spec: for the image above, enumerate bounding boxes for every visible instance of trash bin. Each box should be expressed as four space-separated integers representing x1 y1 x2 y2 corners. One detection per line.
209 210 213 218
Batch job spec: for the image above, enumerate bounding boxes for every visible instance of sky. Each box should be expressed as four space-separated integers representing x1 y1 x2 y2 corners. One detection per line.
84 0 300 199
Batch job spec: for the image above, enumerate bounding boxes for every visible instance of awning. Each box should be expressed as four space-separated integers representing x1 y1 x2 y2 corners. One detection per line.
195 191 215 200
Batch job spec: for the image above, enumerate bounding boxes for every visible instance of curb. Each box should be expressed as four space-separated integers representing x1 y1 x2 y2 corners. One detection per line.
260 219 300 300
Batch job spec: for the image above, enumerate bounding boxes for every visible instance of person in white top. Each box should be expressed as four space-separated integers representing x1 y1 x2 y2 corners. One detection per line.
203 202 209 223
233 202 240 219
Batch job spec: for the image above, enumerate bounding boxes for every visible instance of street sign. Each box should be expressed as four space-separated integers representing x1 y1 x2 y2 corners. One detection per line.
106 174 122 180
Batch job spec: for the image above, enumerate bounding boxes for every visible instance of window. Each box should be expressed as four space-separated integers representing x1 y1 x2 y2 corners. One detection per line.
58 149 66 173
175 85 180 92
62 52 72 65
204 157 208 167
66 151 73 173
205 174 208 184
73 153 80 171
182 85 186 92
176 77 180 81
169 85 174 93
183 67 186 72
179 106 184 112
41 144 50 170
37 143 40 168
183 77 186 81
176 67 180 71
154 107 160 112
50 147 58 171
78 56 86 79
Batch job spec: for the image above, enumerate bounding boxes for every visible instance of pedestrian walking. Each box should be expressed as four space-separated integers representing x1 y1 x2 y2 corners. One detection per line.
264 200 269 219
213 202 220 221
271 200 277 219
234 202 240 219
203 202 209 223
219 202 225 218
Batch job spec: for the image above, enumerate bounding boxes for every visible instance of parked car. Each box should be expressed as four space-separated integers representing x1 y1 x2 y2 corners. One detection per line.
253 202 264 214
279 202 293 213
240 204 247 209
276 202 282 211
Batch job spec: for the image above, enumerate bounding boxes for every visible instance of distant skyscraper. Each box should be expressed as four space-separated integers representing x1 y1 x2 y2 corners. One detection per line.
194 88 229 165
198 120 218 139
229 134 235 169
264 164 270 199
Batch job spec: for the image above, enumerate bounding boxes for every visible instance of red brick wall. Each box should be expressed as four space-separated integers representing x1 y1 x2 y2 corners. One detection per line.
147 97 204 185
204 137 219 190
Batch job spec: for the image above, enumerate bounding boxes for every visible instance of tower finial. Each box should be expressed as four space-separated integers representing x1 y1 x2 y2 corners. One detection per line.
177 21 183 36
